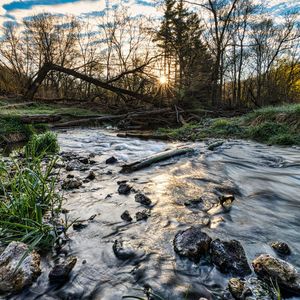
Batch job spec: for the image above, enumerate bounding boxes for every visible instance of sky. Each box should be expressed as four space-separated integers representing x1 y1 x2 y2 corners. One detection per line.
0 0 299 29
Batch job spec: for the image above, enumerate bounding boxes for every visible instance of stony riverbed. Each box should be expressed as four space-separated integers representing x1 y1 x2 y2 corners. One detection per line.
2 128 300 300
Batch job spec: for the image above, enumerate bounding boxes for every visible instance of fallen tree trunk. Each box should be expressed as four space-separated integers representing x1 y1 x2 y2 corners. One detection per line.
120 147 194 173
24 63 155 103
52 108 172 128
21 115 62 124
52 114 127 128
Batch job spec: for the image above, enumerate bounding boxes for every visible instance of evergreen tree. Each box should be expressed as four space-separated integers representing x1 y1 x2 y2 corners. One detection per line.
155 0 213 103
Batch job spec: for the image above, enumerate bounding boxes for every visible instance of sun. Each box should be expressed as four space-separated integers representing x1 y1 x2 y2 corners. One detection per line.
158 75 168 85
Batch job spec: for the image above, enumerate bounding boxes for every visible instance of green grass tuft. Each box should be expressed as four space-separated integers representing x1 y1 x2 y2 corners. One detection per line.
25 132 60 157
0 152 62 249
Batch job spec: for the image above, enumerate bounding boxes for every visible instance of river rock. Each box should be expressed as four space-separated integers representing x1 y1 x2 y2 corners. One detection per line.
135 192 152 206
0 241 41 293
136 210 149 221
65 163 74 172
106 156 118 164
270 241 291 255
121 210 133 222
113 240 137 260
86 171 96 181
208 141 224 151
61 151 77 161
228 277 277 300
118 183 132 195
62 177 82 190
49 256 77 282
210 239 251 276
79 157 89 164
184 198 203 209
173 226 212 262
219 195 235 207
252 254 300 294
72 222 88 231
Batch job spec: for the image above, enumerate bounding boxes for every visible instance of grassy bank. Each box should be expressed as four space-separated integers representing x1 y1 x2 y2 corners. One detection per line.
157 104 300 146
0 133 62 249
0 98 102 144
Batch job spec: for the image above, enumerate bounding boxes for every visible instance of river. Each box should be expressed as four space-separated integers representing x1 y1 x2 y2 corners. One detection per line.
12 128 300 300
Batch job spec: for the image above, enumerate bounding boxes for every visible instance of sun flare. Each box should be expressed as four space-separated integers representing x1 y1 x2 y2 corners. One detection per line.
158 75 168 85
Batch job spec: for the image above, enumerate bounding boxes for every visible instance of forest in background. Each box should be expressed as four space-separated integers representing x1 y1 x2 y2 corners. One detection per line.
0 0 299 110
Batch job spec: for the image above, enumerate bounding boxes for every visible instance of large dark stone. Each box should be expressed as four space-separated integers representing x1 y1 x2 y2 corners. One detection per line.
106 156 118 164
79 157 89 164
118 183 132 195
173 226 212 262
136 210 149 221
135 192 152 206
86 171 96 181
252 254 300 295
62 178 82 190
49 256 77 282
228 277 277 300
210 239 251 276
270 241 291 256
72 223 88 231
121 210 133 222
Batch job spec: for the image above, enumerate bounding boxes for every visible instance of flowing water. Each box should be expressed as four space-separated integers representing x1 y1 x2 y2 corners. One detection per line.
11 128 300 300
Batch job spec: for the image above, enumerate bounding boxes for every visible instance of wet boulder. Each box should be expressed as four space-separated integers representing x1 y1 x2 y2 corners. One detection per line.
62 177 82 190
65 163 74 172
86 171 96 181
113 240 140 260
0 241 41 293
228 277 277 300
136 210 149 221
106 156 118 164
118 183 132 195
72 222 88 231
219 195 235 207
252 254 300 295
61 151 78 161
79 157 89 164
210 239 251 276
121 210 133 222
65 160 89 172
173 226 212 262
135 192 152 206
270 241 291 256
49 256 77 282
208 141 224 151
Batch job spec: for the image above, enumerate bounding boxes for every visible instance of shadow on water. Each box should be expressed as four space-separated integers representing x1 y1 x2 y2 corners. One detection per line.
7 129 300 300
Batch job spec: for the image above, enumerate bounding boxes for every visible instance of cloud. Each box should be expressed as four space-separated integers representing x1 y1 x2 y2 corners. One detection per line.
0 0 298 30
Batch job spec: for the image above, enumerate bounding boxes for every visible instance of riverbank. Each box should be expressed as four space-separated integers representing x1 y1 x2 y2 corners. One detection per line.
1 99 299 147
157 104 300 146
0 97 103 144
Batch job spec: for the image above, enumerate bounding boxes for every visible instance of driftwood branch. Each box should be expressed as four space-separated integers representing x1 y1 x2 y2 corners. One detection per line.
120 147 194 173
